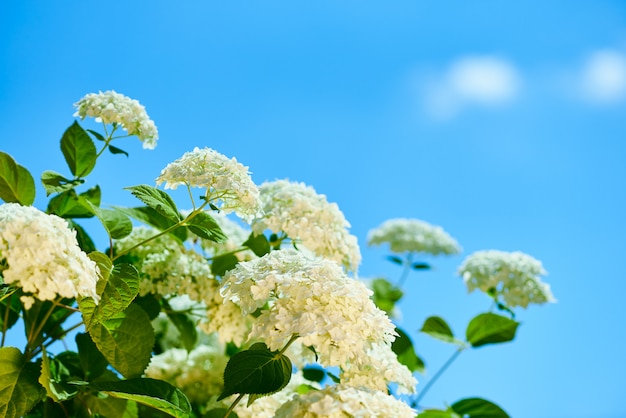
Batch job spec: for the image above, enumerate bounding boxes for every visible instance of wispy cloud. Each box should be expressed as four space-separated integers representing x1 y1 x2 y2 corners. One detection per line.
419 56 521 120
579 50 626 104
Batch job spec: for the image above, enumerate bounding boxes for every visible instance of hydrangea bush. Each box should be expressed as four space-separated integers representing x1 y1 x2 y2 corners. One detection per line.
0 92 555 418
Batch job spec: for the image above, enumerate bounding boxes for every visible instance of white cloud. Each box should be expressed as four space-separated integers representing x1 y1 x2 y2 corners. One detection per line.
421 56 521 120
580 50 626 104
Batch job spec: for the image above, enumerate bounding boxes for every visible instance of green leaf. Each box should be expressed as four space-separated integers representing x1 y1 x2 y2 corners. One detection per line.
108 145 129 157
451 397 510 418
133 294 161 321
164 306 198 353
302 366 326 383
84 201 133 239
411 262 431 270
47 186 101 218
418 409 461 418
242 232 270 257
218 343 292 402
125 185 181 224
211 253 239 277
39 349 81 402
90 378 191 418
82 263 140 328
466 313 519 348
114 206 188 242
371 278 403 315
68 220 97 253
392 327 425 374
60 121 97 178
186 212 227 243
0 347 46 418
40 170 84 196
76 333 109 380
88 304 154 378
0 288 21 331
421 316 463 345
0 151 35 205
86 129 106 142
386 255 403 265
80 392 134 418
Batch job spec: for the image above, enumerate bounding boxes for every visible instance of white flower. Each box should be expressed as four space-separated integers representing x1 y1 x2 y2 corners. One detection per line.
114 226 214 299
156 147 262 222
252 180 361 271
145 341 228 404
221 249 409 390
458 250 555 308
234 371 320 418
0 203 99 305
73 90 158 149
367 218 461 255
273 385 416 418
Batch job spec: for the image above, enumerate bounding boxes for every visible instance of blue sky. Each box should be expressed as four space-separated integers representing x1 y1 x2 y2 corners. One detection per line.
2 2 626 417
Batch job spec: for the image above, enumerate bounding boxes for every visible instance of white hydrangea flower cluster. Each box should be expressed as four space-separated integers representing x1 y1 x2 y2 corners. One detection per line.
221 249 413 391
0 203 99 309
156 147 262 222
197 278 253 347
252 180 361 271
273 385 416 418
113 226 214 299
73 90 158 149
234 370 320 418
145 342 228 405
458 250 555 308
367 218 461 255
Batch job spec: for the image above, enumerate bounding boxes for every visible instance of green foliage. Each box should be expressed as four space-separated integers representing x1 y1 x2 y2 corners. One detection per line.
185 211 227 243
218 342 292 404
302 366 326 383
451 397 510 418
0 287 21 332
211 253 239 277
203 408 239 418
90 378 192 418
125 185 181 224
466 313 519 348
85 202 133 239
40 170 84 196
39 349 82 402
115 206 188 242
371 278 403 315
162 300 198 353
418 408 461 418
0 151 36 205
0 347 46 418
60 121 97 178
76 333 109 380
243 232 270 257
392 327 425 373
47 186 101 218
88 304 155 379
421 316 464 346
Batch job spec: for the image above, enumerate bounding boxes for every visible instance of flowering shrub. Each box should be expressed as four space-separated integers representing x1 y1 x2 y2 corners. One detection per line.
0 92 555 418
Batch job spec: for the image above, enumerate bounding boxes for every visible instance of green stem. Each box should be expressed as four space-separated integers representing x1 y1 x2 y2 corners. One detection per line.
1 292 12 347
396 253 413 288
413 347 465 408
25 298 62 360
223 393 245 418
206 246 250 261
278 334 300 356
113 201 209 261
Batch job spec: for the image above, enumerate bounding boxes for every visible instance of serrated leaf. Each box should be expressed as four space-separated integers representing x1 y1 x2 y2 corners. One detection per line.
218 343 292 401
466 313 519 348
47 186 101 218
0 347 46 418
210 253 239 277
0 151 35 205
242 232 270 257
84 201 133 239
392 327 425 374
89 304 154 378
451 397 510 418
421 316 462 345
41 170 84 196
109 145 129 157
186 212 227 243
114 206 188 242
76 333 109 380
90 378 191 418
60 121 97 178
39 349 81 402
125 185 181 224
